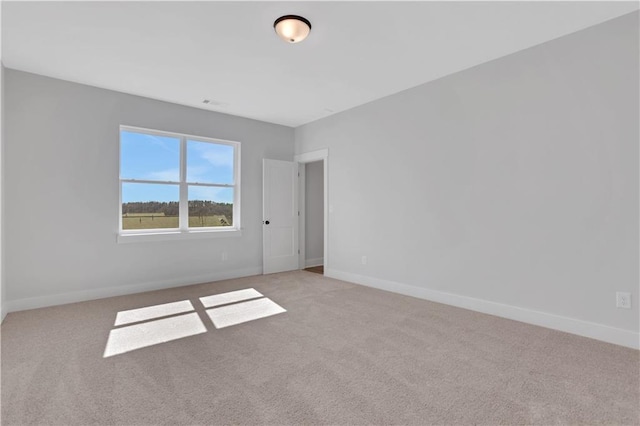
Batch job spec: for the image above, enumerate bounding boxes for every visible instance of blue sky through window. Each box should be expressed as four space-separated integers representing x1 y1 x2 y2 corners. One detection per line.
187 140 234 184
189 186 233 204
121 131 180 182
122 183 179 203
121 131 234 204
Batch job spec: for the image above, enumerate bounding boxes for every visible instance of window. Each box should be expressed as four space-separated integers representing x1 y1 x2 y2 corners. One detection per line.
119 126 241 242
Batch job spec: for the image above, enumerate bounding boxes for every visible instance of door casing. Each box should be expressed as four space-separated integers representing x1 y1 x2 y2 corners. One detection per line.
294 149 329 274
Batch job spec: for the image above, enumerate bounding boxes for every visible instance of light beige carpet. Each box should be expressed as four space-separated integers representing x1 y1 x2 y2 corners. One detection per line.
1 271 638 425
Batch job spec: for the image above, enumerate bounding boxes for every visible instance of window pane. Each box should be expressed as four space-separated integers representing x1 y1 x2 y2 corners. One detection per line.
188 186 233 228
187 140 234 184
121 130 180 181
122 183 179 230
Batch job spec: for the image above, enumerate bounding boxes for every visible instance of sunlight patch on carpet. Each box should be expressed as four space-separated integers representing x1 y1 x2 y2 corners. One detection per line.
199 288 264 308
104 289 287 357
206 297 286 329
104 313 207 357
114 300 195 326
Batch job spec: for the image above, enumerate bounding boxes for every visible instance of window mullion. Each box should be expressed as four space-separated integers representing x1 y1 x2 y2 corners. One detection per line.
179 137 188 230
234 144 240 229
121 179 180 185
185 182 234 188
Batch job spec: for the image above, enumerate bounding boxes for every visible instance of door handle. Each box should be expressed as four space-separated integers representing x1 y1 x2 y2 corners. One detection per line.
263 220 270 225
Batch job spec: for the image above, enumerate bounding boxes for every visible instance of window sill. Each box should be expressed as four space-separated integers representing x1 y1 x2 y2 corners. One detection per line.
117 228 242 244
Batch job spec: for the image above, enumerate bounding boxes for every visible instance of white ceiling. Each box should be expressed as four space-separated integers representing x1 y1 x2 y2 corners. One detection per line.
3 1 638 127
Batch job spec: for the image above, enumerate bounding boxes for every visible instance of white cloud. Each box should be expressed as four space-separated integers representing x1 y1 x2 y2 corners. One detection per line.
142 134 179 154
192 143 233 168
146 168 180 182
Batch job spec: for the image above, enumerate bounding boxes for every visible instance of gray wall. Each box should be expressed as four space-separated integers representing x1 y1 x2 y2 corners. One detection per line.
1 63 4 320
295 12 639 335
4 69 294 307
305 161 324 265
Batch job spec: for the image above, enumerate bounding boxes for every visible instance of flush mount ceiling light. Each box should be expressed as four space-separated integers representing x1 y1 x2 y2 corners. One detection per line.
274 15 312 44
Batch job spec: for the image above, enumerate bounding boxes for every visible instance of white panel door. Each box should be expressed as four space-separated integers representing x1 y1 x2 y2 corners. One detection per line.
263 159 299 274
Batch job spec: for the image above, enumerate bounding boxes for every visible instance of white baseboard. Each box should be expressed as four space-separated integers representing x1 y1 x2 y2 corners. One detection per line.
0 303 5 324
305 257 324 268
5 266 263 314
326 268 639 350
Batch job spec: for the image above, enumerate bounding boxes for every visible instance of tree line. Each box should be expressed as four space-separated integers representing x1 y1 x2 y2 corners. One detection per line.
122 200 232 220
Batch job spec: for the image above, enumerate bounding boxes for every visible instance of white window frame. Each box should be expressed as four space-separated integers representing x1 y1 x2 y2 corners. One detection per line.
118 125 241 243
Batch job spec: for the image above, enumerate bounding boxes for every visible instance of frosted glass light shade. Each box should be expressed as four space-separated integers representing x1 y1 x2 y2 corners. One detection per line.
274 15 312 43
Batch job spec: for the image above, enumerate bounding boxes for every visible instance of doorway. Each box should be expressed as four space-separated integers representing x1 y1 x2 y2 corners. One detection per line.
302 161 323 274
294 149 328 276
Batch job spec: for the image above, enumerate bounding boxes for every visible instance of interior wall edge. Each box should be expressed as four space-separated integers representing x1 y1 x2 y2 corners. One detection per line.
326 268 640 350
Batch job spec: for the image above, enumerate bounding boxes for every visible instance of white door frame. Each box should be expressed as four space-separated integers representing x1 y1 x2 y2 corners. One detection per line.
294 149 328 274
298 164 307 269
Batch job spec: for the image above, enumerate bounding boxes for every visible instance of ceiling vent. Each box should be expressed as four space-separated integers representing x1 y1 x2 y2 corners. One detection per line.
202 99 229 108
